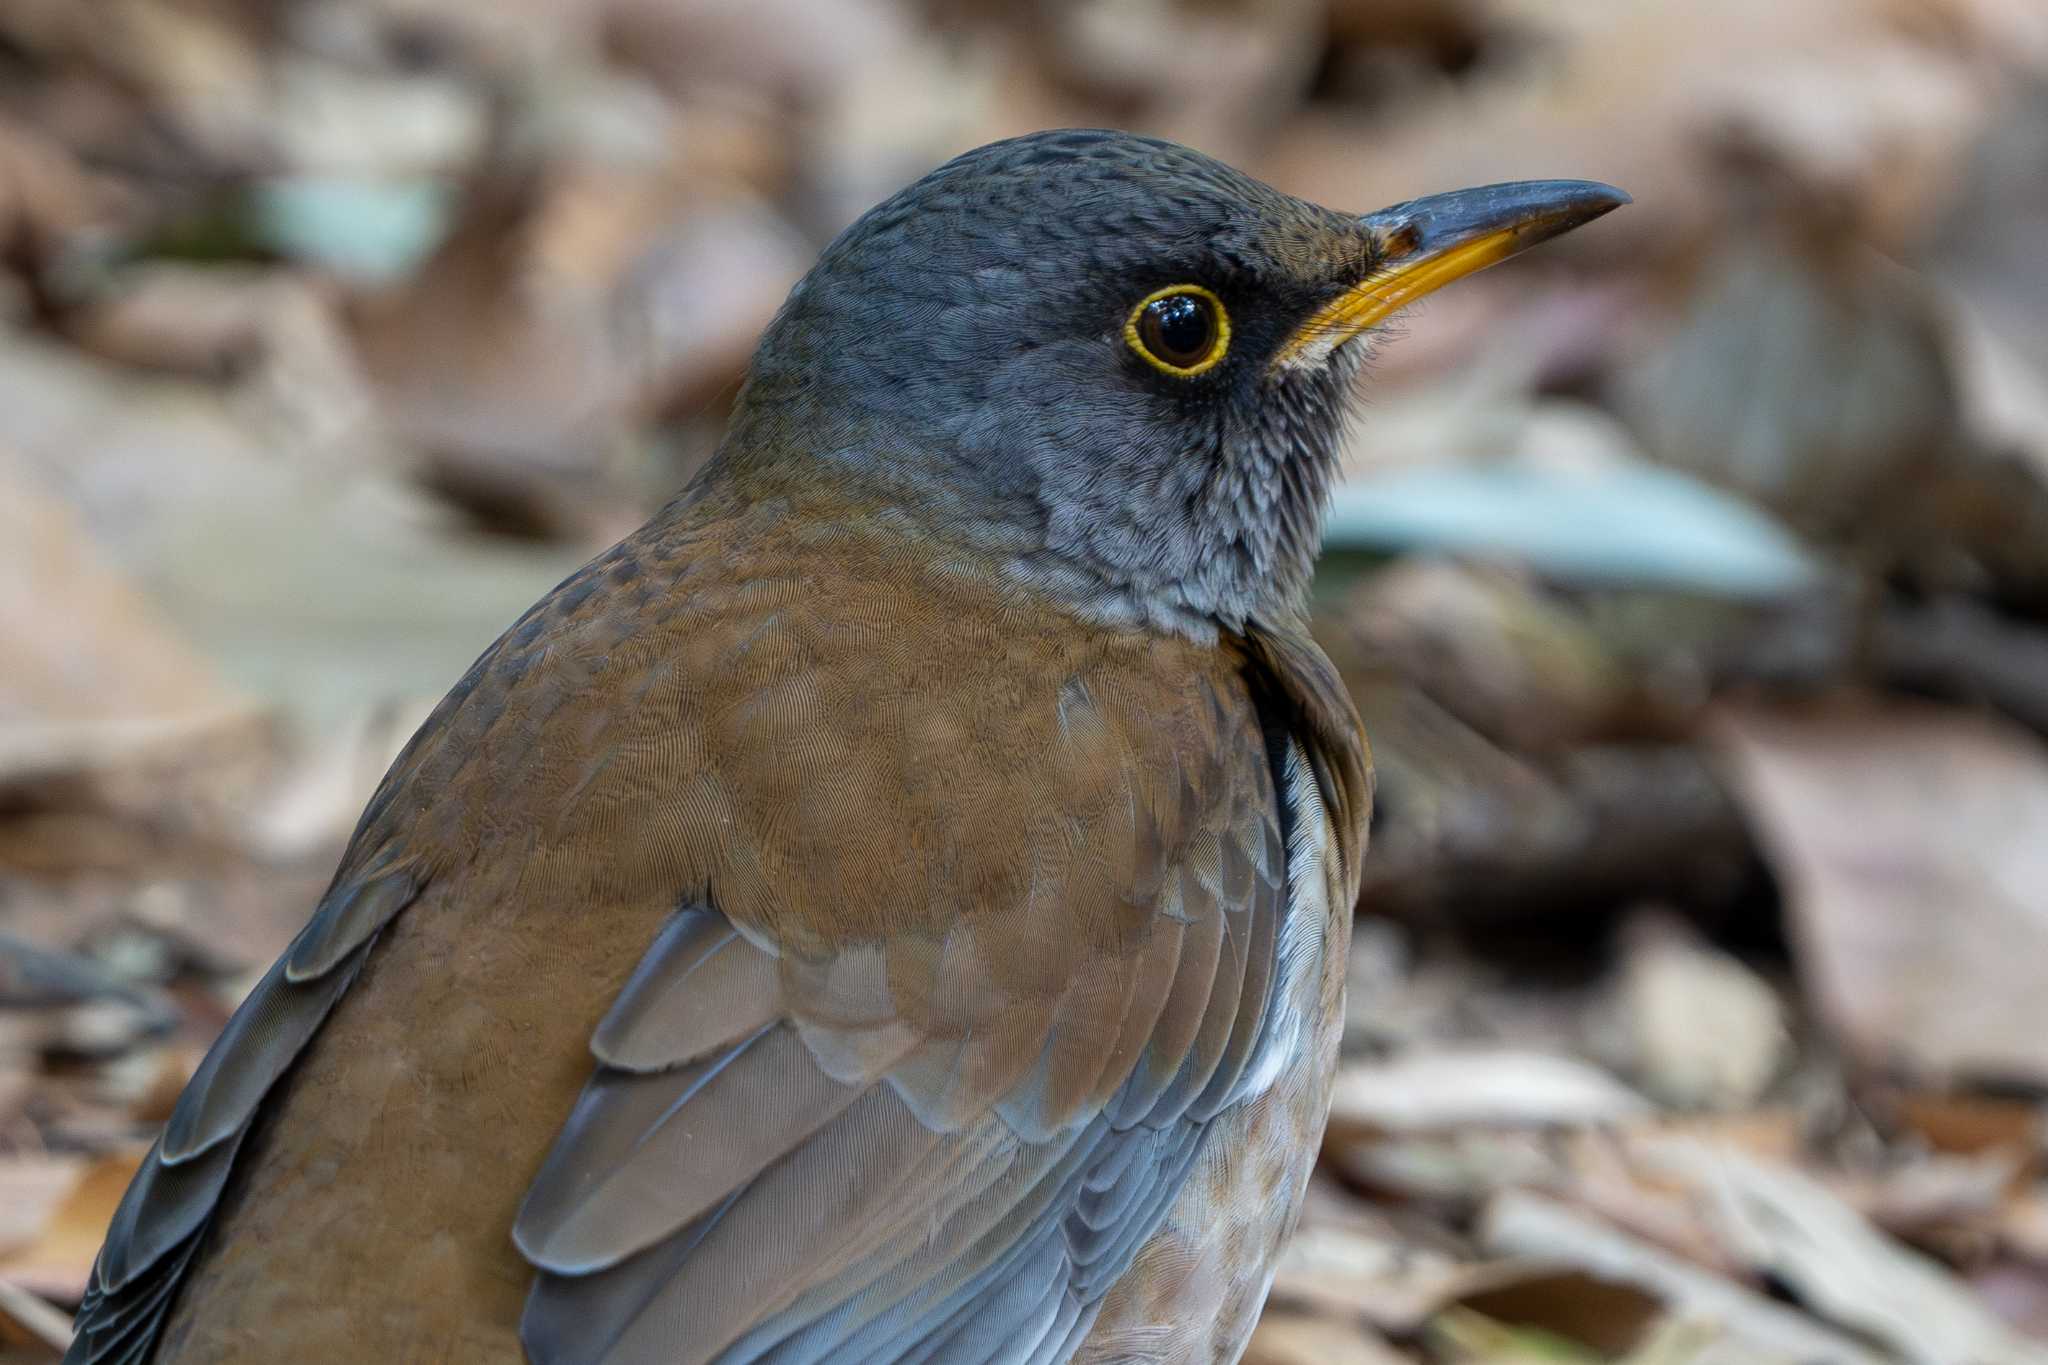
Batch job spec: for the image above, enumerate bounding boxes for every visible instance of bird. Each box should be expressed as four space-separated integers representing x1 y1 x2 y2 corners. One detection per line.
67 130 1625 1364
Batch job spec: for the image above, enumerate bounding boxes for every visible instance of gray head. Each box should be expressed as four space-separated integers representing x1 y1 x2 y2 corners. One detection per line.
712 129 1626 636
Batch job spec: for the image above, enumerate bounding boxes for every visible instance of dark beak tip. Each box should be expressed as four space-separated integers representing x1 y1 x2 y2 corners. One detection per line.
1570 180 1633 218
1496 179 1633 232
1362 177 1632 259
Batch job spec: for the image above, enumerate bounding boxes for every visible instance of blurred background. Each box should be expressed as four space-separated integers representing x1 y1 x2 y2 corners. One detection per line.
4 0 2048 1359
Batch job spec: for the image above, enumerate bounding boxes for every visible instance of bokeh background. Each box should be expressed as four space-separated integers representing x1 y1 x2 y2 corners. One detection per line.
5 0 2048 1359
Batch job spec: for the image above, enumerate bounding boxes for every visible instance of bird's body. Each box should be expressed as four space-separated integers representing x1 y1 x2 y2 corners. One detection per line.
140 496 1361 1362
69 130 1622 1364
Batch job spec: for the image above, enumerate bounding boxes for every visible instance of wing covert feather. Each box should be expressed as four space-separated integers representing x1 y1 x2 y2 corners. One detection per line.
516 652 1314 1365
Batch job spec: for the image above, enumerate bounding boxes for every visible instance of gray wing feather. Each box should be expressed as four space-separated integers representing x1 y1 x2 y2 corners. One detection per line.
517 895 1271 1365
62 866 419 1365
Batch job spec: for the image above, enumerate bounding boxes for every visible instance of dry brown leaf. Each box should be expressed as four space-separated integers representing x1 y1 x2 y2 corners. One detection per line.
1276 1178 1676 1344
0 114 127 265
0 709 278 882
1449 1267 1664 1356
1932 75 2048 475
0 463 237 727
1246 1313 1414 1365
1714 698 2048 1088
0 324 598 737
0 1274 72 1355
1331 560 1625 755
1267 1219 1478 1328
1328 1130 1562 1207
0 1148 141 1301
1620 1110 1809 1167
1555 1129 1752 1275
1607 1101 2012 1274
1895 1093 2045 1173
120 1043 204 1125
0 1161 84 1262
1480 1190 1889 1364
1614 912 1788 1110
1836 1151 2019 1249
1330 1050 1651 1135
1642 1137 2048 1364
1838 1093 2045 1245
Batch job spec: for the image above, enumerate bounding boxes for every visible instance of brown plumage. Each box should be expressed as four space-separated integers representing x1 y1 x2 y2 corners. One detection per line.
68 131 1623 1363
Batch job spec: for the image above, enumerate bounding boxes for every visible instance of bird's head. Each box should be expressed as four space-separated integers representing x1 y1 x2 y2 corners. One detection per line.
718 129 1626 636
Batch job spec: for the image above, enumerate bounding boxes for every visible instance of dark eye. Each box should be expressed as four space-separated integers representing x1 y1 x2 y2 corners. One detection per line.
1124 284 1230 376
1142 296 1214 364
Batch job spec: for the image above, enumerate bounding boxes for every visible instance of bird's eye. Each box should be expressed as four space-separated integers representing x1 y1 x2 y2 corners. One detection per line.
1124 285 1230 376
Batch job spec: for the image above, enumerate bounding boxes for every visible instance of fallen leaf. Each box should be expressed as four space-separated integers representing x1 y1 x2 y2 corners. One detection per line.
1267 1219 1488 1329
1327 1131 1561 1207
1428 1306 1605 1363
0 113 129 270
117 1043 203 1125
1713 698 2048 1088
1620 1315 1784 1365
1247 1313 1415 1365
1614 912 1789 1110
1480 1190 1888 1364
1642 1137 2048 1364
1331 559 1626 754
1895 1093 2044 1172
0 1148 144 1301
0 1276 71 1355
1330 1050 1651 1134
1840 1150 2019 1248
1553 1128 1750 1275
1620 1110 1808 1166
0 1160 84 1260
1324 451 1817 599
1448 1267 1664 1356
0 461 236 727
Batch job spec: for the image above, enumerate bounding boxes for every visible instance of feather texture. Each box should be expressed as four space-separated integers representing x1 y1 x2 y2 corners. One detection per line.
511 640 1303 1362
68 861 416 1360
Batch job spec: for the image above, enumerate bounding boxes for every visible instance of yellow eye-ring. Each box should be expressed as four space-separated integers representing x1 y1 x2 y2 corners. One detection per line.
1124 284 1230 377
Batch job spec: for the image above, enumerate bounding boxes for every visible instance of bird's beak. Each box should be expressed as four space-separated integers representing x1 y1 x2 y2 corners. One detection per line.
1273 179 1630 371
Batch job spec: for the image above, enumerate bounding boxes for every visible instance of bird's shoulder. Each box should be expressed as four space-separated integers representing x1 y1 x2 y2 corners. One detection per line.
343 496 1274 949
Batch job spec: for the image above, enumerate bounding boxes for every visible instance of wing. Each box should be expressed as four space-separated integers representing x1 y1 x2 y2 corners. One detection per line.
65 866 423 1364
63 541 582 1363
513 663 1304 1365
